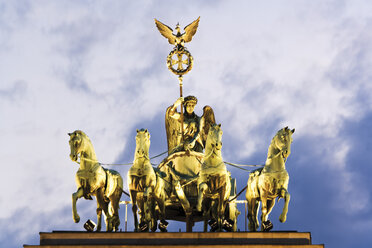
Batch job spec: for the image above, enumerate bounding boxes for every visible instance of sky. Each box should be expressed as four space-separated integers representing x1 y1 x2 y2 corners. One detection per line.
1 0 371 247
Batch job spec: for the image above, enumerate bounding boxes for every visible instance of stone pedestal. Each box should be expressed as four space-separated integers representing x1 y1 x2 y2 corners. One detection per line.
24 231 324 247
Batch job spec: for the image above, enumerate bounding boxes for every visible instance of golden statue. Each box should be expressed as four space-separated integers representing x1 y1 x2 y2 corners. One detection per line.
154 18 238 231
155 17 199 76
165 95 215 154
127 129 168 232
155 17 200 50
196 124 233 232
245 127 295 231
68 130 123 232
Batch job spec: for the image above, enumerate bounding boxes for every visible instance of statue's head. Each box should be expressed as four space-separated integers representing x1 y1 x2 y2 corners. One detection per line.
273 126 295 159
68 130 86 162
184 95 197 114
207 123 223 150
175 22 181 34
135 129 151 158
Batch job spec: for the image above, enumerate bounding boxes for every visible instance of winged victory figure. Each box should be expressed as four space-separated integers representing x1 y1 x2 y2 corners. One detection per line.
165 95 216 155
155 17 200 49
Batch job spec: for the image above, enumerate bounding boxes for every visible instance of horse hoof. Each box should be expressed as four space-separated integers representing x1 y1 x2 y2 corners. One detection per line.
279 214 287 223
222 219 234 232
262 220 273 232
139 222 149 232
159 220 169 232
208 219 218 232
73 215 80 223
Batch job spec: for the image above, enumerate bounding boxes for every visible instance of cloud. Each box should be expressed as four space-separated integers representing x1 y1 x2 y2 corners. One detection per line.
1 1 372 247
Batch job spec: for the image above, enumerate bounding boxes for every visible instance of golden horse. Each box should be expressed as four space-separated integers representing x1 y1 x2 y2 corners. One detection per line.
127 129 167 232
196 124 232 232
68 130 123 232
246 126 295 231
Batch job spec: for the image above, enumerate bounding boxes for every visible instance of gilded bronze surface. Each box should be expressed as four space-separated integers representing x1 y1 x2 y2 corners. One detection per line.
68 130 123 232
155 17 199 76
246 127 295 232
165 96 216 154
196 124 233 232
154 17 200 49
65 18 297 234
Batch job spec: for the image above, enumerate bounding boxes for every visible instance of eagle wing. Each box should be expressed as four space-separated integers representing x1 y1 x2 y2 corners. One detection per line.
155 18 175 45
200 105 216 147
183 16 200 43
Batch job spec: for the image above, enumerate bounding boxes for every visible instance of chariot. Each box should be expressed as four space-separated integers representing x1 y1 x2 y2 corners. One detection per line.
157 150 240 232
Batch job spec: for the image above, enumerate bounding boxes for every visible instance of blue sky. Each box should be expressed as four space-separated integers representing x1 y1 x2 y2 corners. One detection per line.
1 1 371 247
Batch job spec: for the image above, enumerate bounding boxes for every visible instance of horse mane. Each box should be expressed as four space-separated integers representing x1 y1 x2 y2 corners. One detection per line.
75 130 92 144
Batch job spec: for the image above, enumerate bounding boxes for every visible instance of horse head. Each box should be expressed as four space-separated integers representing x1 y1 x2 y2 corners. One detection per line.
273 126 295 160
68 130 87 162
206 124 223 152
135 129 150 159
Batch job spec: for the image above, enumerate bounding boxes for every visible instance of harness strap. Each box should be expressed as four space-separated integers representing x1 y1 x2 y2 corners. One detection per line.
224 161 264 172
228 185 248 203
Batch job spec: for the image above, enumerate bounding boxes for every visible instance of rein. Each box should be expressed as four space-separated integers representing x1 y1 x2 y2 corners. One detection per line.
73 147 264 173
74 150 169 166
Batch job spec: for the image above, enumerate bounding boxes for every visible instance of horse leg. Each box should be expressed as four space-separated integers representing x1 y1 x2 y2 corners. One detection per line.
96 204 102 232
96 188 111 232
252 199 260 231
247 197 253 231
279 189 290 223
148 191 157 232
72 187 84 223
246 193 258 232
155 194 168 232
130 190 139 232
248 202 257 231
197 182 208 212
137 195 150 232
217 186 226 232
266 199 275 217
203 199 210 232
109 188 122 232
260 194 269 231
95 190 103 232
141 186 154 232
264 199 275 231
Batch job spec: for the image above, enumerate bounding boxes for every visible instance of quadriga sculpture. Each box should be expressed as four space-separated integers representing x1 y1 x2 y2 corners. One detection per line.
127 129 168 232
68 130 123 232
246 126 295 231
196 124 232 232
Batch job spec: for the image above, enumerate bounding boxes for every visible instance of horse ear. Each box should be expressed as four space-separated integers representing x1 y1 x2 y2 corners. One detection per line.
291 128 295 133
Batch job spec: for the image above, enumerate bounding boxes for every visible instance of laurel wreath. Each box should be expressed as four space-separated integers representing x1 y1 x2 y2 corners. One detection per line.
166 47 194 76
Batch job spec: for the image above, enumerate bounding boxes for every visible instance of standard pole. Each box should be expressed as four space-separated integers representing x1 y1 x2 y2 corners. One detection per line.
179 75 185 143
125 201 128 232
245 201 247 231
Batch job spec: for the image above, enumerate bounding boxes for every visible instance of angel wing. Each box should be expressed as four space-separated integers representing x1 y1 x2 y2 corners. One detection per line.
200 105 216 147
165 106 181 154
154 18 176 45
183 16 200 43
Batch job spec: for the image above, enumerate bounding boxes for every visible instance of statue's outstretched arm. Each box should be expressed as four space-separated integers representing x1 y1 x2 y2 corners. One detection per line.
169 97 184 119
